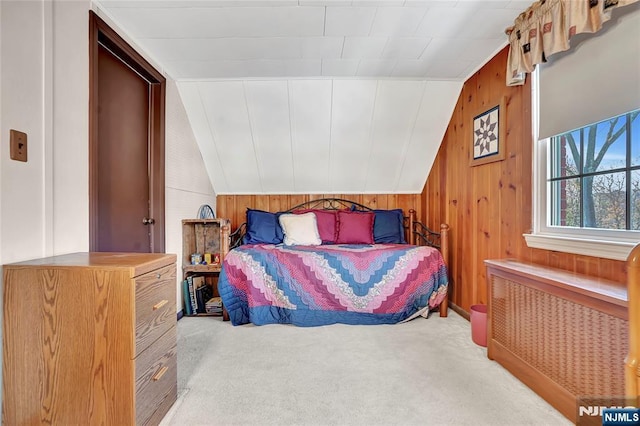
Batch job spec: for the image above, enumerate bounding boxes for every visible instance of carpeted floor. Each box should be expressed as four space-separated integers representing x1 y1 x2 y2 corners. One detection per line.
160 311 570 426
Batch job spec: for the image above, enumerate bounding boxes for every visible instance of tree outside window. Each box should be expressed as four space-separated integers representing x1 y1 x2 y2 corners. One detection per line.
549 110 640 230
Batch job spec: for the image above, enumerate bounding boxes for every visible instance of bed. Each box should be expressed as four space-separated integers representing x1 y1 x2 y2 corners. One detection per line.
218 198 450 327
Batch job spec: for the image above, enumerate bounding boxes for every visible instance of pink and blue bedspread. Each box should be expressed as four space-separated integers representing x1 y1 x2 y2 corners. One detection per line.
218 243 448 326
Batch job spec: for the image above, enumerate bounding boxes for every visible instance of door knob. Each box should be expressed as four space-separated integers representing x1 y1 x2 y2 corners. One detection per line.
142 217 155 225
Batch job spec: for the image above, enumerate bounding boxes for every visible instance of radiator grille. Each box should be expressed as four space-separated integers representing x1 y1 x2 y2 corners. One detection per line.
491 275 628 398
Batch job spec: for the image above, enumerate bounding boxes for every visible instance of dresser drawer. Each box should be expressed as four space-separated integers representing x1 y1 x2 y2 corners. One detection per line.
135 327 177 426
135 264 176 357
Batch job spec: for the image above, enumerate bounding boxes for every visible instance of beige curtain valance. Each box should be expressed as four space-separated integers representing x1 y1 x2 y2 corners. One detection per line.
505 0 639 86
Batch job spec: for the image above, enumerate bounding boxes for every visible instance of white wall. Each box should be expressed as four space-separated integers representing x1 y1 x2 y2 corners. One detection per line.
1 1 47 264
0 0 216 407
165 79 216 311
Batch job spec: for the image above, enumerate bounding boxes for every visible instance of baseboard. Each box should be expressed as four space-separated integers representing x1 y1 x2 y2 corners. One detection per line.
449 301 469 320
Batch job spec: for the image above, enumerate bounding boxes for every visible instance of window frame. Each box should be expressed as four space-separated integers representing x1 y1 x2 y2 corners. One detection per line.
524 69 639 261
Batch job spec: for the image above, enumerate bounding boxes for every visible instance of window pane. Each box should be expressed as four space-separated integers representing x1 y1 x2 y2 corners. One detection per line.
550 178 580 227
550 132 580 178
583 116 627 173
584 172 626 229
632 111 640 167
632 170 640 230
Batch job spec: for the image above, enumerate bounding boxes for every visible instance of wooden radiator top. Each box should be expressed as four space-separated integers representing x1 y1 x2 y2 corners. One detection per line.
485 259 627 310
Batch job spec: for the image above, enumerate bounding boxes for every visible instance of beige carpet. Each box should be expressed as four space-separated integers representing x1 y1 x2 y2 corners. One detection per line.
160 311 570 426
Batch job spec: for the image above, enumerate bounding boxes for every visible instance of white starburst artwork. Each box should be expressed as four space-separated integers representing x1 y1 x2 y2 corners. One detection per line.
473 105 500 159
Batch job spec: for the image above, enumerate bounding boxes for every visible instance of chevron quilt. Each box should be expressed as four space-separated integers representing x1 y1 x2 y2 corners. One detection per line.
218 243 448 326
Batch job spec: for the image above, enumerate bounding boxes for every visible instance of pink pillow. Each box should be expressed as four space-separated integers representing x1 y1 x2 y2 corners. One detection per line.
294 209 338 244
336 211 374 244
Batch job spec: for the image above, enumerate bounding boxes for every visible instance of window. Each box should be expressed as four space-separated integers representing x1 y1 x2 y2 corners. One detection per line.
526 79 640 260
525 6 640 261
549 110 640 231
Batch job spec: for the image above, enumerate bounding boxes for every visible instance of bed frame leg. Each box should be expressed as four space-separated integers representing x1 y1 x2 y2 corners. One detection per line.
439 298 448 317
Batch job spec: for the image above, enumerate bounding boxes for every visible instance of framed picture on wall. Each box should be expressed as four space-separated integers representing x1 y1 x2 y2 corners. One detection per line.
470 96 507 167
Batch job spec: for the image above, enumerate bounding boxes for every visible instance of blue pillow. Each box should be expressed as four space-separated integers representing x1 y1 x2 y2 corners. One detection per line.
243 209 284 245
373 209 406 244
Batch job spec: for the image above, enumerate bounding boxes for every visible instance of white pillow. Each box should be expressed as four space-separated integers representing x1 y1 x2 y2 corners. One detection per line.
278 213 322 246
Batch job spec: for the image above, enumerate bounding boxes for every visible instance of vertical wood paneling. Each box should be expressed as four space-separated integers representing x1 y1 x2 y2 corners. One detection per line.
421 47 627 313
217 193 420 233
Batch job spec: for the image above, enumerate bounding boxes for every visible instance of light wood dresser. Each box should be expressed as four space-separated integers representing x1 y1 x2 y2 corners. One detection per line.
2 252 177 425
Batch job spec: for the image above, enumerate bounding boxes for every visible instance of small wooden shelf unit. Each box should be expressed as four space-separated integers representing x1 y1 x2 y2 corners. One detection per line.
182 218 230 317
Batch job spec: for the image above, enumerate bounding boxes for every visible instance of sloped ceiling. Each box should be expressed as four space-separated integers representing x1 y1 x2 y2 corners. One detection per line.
94 0 524 194
178 78 461 193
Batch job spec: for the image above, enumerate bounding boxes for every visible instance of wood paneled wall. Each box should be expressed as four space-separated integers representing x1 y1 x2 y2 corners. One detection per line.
216 194 421 233
421 47 627 313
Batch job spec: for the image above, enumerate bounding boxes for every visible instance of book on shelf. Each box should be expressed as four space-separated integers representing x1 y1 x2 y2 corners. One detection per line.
205 296 223 314
182 279 192 315
195 282 213 314
187 276 198 315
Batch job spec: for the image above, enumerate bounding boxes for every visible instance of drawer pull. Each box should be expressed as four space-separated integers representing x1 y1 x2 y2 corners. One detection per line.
156 273 161 279
153 299 169 310
152 366 169 381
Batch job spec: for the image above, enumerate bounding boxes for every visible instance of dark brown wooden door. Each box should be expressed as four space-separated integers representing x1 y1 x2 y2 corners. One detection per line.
89 12 166 253
97 44 151 252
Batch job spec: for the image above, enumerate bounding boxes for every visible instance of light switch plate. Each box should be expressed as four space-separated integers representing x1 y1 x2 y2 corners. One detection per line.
10 129 27 162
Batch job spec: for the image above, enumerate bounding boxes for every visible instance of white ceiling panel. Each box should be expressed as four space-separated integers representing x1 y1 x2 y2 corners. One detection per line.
369 6 428 36
342 36 388 58
99 1 299 7
284 60 323 76
321 59 359 76
299 37 345 58
400 80 463 190
329 80 378 192
415 7 478 38
165 60 251 79
96 0 523 195
179 78 462 194
199 82 262 193
244 81 295 193
420 37 506 63
289 80 333 192
140 38 305 62
423 59 475 79
381 37 430 60
351 0 405 5
356 59 397 76
324 7 378 36
105 6 325 39
365 80 425 192
175 82 230 193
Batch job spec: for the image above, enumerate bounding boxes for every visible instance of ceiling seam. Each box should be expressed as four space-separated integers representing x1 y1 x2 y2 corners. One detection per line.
196 83 231 193
362 80 380 193
328 79 334 192
286 81 297 192
393 80 427 193
323 6 327 37
367 6 380 37
242 81 265 193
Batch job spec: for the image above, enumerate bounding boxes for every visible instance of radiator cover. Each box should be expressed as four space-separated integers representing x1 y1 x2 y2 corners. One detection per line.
486 260 628 423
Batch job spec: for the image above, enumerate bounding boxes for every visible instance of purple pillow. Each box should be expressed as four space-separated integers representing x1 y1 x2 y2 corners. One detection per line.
294 209 338 244
336 210 374 244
